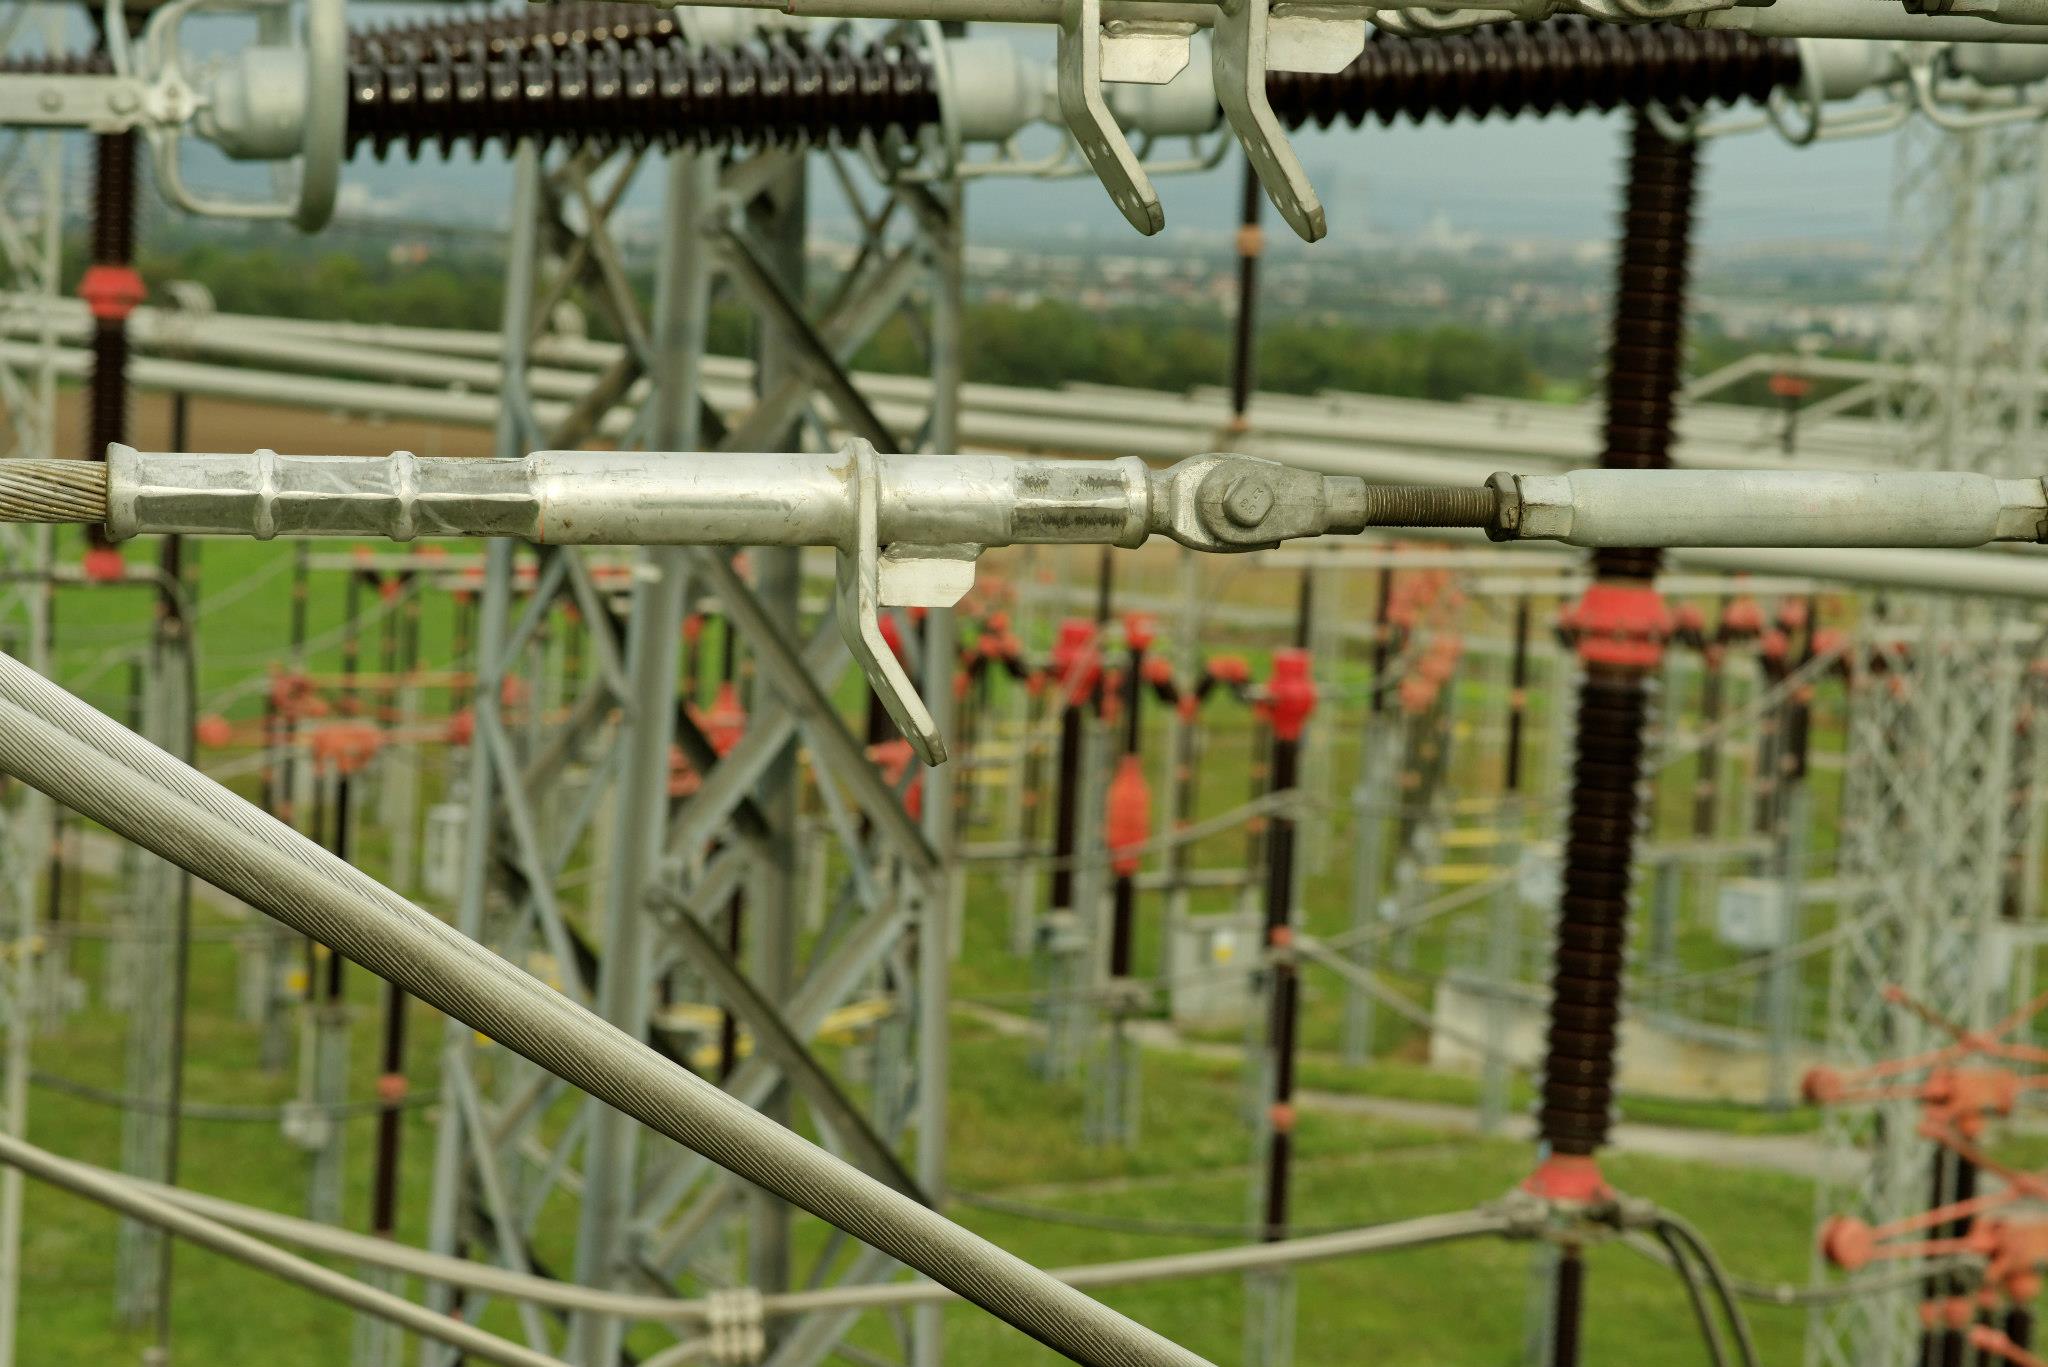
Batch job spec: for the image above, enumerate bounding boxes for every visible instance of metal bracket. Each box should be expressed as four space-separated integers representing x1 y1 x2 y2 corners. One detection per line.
1212 0 1345 242
833 441 951 766
1058 0 1167 234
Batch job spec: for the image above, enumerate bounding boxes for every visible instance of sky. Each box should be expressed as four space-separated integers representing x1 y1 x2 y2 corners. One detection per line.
148 7 1907 254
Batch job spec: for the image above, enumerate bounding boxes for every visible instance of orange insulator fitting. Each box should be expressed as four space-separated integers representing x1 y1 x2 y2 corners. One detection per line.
1569 582 1672 670
699 681 748 758
1142 655 1176 688
1520 1154 1611 1204
1265 649 1317 742
1106 754 1151 877
445 708 475 747
81 546 126 583
78 263 146 322
1820 1215 1878 1271
195 715 233 749
1123 612 1157 653
1268 1102 1296 1133
375 1072 410 1105
311 721 383 775
1207 654 1250 688
1050 619 1101 699
1802 1065 1846 1106
868 738 924 819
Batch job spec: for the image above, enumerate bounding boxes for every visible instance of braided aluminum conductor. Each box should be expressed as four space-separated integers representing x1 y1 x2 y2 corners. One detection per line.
0 461 110 525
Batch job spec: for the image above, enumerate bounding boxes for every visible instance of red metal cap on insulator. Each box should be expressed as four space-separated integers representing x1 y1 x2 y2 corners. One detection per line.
1207 654 1250 687
195 715 233 749
879 612 908 665
1802 1066 1846 1106
1123 613 1157 654
445 708 475 747
1777 598 1810 633
1768 371 1813 400
987 611 1010 633
1672 603 1708 651
1050 619 1100 699
1106 754 1151 877
1759 629 1789 664
1570 583 1671 670
1266 648 1317 742
79 263 146 322
1142 655 1175 688
1399 675 1437 715
1720 595 1764 640
869 738 923 819
1520 1154 1611 1204
500 676 530 709
667 743 700 799
311 721 384 775
683 614 704 644
375 1072 409 1105
82 546 125 583
699 681 747 758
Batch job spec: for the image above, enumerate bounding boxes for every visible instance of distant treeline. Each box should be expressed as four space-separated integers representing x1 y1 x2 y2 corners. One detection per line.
120 233 1543 403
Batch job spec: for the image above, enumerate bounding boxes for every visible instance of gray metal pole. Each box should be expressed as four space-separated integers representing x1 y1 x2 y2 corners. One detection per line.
569 149 714 1367
420 142 542 1364
912 179 965 1367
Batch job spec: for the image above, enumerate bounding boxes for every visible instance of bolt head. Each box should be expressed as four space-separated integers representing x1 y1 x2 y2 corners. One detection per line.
37 88 62 113
1222 474 1273 528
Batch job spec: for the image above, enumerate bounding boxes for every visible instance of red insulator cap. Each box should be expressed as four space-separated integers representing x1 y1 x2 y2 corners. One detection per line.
1142 655 1176 688
700 681 747 757
683 614 705 644
1265 648 1317 742
1207 654 1250 687
79 263 146 322
1720 595 1764 639
195 715 233 749
1768 371 1813 400
1105 754 1151 877
1050 619 1100 699
311 721 384 775
1520 1154 1611 1204
81 546 125 583
879 612 908 665
1570 583 1671 670
445 708 475 747
1123 612 1157 654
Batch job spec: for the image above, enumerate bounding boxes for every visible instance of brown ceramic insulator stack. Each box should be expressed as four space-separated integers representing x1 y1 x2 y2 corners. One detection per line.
1267 20 1797 129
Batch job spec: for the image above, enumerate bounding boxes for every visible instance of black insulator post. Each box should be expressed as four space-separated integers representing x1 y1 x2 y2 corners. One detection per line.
1260 730 1301 1241
343 568 365 717
1539 112 1697 1357
1107 629 1147 982
369 973 410 1241
1257 652 1314 1241
1228 157 1263 428
1505 594 1531 794
1049 700 1084 913
1369 569 1394 716
327 773 351 1003
1692 642 1726 838
1553 1247 1586 1367
2006 1307 2033 1354
84 130 138 557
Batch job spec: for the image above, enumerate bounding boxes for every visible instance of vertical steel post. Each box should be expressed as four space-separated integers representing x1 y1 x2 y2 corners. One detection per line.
567 149 714 1367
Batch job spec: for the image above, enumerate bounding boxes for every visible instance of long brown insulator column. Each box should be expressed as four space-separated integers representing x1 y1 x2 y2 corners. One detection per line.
1534 113 1696 1367
1267 21 1797 129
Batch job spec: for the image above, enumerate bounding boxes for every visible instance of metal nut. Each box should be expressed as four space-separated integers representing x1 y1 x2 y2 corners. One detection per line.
1221 474 1274 528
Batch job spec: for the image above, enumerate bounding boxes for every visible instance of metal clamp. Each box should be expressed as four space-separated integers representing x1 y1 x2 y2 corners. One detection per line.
1058 0 1167 233
833 441 956 766
1212 0 1357 242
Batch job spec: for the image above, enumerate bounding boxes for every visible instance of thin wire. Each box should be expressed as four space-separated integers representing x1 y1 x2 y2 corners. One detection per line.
1656 1222 1730 1367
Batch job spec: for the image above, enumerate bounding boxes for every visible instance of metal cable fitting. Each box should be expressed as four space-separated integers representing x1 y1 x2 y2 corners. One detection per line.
1360 484 1498 529
1266 21 1798 130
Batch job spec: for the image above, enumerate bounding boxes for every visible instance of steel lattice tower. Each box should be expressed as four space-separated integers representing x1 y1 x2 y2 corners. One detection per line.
0 6 62 1362
1806 120 2048 1367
